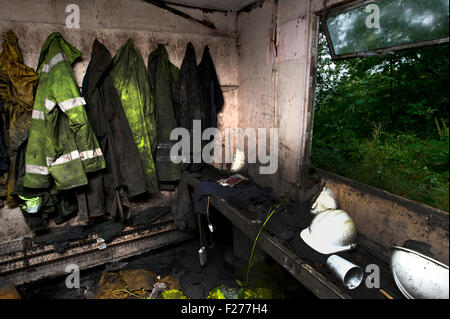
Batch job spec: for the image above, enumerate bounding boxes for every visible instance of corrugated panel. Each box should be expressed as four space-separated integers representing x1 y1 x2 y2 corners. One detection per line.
0 218 194 286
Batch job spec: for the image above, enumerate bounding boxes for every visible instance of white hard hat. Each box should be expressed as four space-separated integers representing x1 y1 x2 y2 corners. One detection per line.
311 186 339 215
300 209 357 255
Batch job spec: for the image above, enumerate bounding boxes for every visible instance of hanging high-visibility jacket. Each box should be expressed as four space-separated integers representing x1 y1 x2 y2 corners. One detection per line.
24 32 105 190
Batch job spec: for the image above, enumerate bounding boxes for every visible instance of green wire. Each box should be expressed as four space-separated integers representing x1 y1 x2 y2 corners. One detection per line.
244 203 281 289
243 175 302 290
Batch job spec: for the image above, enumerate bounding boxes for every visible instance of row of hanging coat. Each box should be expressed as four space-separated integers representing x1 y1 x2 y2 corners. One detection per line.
0 30 224 231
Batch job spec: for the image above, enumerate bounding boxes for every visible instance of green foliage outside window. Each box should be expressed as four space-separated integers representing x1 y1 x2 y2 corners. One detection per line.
312 32 449 211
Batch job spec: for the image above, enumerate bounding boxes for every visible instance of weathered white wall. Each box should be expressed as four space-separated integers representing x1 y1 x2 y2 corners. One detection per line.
237 0 346 194
0 0 239 84
0 0 239 241
237 0 276 186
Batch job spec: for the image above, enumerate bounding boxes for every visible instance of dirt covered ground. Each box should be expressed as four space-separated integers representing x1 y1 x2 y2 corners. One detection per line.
17 229 317 299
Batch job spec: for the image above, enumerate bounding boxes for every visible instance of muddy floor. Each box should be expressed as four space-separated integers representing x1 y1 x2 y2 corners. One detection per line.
17 213 317 299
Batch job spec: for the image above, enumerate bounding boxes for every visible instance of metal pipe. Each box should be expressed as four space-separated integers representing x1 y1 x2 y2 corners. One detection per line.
326 254 363 290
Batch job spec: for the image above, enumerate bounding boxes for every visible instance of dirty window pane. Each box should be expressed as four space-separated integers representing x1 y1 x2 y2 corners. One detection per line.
326 0 449 56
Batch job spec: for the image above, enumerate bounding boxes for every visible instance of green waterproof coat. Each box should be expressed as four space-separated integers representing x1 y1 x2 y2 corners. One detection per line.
110 39 158 193
148 44 181 186
24 33 105 190
0 30 39 206
80 39 148 220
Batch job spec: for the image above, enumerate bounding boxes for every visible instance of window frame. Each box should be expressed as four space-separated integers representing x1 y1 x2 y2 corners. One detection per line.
320 0 450 60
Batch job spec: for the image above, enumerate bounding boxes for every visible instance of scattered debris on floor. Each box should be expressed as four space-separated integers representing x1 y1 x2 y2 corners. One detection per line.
0 280 21 299
17 235 316 300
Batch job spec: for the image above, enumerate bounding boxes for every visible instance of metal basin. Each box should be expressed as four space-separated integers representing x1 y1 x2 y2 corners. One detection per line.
391 246 449 299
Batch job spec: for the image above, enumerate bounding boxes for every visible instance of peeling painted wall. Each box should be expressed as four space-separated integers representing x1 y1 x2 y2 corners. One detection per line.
0 0 238 86
236 0 351 193
0 0 239 242
238 0 316 192
237 0 276 187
